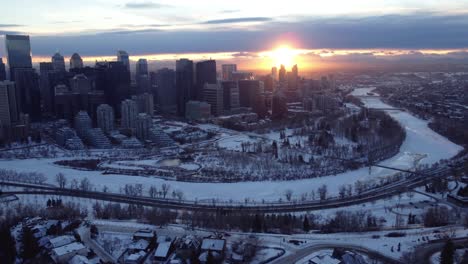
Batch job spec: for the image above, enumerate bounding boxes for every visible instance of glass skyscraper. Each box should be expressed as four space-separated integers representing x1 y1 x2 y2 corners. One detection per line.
5 35 33 81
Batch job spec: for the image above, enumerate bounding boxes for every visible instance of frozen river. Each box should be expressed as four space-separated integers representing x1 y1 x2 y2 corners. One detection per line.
0 88 463 201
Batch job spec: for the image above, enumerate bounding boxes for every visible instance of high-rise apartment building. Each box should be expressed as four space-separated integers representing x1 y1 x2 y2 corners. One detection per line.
203 83 223 116
121 99 138 129
5 35 33 81
135 113 152 140
96 104 114 134
132 93 154 117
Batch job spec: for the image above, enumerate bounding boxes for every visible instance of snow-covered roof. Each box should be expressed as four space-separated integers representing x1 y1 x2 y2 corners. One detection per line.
126 251 145 261
49 235 76 248
52 242 86 257
154 242 172 258
308 255 340 264
128 239 149 250
201 238 225 251
133 229 154 238
68 255 90 264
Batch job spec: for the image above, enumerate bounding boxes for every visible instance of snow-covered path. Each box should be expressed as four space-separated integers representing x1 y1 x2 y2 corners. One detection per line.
0 88 462 201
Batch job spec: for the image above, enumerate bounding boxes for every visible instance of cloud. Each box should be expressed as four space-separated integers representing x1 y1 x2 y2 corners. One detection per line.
202 17 273 24
12 12 468 59
220 10 240 14
232 52 259 58
0 24 23 27
124 1 171 9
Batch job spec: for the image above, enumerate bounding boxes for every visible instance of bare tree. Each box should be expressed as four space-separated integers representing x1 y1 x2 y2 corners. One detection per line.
318 185 328 201
55 173 67 189
338 185 346 199
161 183 171 199
148 185 158 198
79 177 92 191
284 189 293 201
175 190 184 201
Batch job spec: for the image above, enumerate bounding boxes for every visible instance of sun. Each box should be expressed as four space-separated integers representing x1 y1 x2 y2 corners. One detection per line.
272 46 296 68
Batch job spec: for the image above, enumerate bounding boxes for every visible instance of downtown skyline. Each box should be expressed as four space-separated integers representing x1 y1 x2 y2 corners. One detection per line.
1 0 468 71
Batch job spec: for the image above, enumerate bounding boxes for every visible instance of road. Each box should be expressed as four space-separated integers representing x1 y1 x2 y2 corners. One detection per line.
270 242 403 264
414 237 468 264
0 158 464 213
77 226 116 263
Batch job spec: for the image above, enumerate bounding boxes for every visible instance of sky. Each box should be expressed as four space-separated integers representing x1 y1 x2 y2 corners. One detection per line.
1 0 468 71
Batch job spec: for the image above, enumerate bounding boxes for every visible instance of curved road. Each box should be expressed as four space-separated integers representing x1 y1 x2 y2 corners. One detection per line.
270 242 403 264
0 160 463 213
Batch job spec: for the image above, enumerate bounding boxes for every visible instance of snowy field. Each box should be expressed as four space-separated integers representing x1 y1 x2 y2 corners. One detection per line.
0 88 463 202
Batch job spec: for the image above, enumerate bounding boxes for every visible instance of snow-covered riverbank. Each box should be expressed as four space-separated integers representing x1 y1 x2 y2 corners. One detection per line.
0 88 463 201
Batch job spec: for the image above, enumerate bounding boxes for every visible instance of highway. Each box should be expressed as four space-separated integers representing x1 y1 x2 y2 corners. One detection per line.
0 158 464 213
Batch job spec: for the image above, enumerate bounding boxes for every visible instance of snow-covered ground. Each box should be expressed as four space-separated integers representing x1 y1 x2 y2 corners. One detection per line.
0 88 462 201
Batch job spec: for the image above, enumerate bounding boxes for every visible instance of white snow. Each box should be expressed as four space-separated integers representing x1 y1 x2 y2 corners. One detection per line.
0 88 462 202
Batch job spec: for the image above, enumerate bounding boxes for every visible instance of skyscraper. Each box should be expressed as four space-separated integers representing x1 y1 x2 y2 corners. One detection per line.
155 68 176 114
117 50 130 71
221 64 237 81
96 104 114 134
132 93 154 117
279 65 286 84
288 64 298 91
135 59 148 77
221 81 240 111
70 53 84 69
5 35 33 81
14 68 41 121
196 60 217 100
95 61 131 116
0 58 6 81
176 59 195 116
121 99 138 129
0 81 18 127
203 82 223 116
238 80 264 108
271 67 277 81
52 52 66 72
39 62 55 114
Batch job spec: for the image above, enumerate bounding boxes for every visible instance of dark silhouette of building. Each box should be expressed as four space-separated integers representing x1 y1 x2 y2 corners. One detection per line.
95 61 131 117
221 81 239 111
272 91 288 119
155 68 176 114
176 59 195 116
39 62 55 114
14 68 41 121
196 60 217 100
0 58 6 81
238 80 264 108
279 64 286 84
5 35 33 81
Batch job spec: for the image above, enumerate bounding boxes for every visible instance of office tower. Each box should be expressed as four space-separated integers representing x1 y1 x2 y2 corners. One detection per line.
203 83 223 116
135 113 152 140
261 74 274 92
0 58 6 81
279 64 286 83
121 99 138 129
155 68 176 114
96 104 114 134
95 61 131 116
45 70 73 115
238 80 264 108
328 74 336 90
70 53 84 69
71 74 91 94
135 59 148 76
39 62 54 113
272 90 288 119
196 60 217 100
54 84 81 122
175 59 195 116
288 64 298 91
271 67 277 81
132 92 154 117
231 71 253 81
0 81 17 127
221 64 237 81
221 81 240 111
14 68 41 121
52 52 66 72
5 35 33 81
74 111 92 139
117 50 130 71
